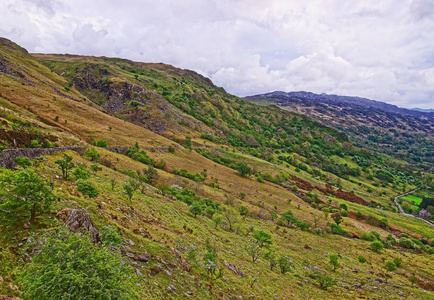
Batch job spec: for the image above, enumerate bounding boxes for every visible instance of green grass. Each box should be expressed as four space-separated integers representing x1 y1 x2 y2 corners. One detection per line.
402 195 423 205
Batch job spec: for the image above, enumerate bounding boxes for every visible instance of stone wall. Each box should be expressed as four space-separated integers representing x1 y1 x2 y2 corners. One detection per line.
0 147 128 169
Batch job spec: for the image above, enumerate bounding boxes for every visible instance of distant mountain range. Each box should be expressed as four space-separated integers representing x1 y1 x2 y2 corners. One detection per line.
245 91 434 170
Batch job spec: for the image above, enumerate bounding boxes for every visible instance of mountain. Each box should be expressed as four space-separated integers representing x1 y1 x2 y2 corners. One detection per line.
245 91 434 171
412 108 434 113
1 38 433 299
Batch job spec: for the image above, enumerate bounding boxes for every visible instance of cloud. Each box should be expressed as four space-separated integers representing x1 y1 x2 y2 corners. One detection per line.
0 0 433 108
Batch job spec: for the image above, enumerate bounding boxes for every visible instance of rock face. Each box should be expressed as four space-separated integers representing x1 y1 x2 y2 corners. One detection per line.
223 261 245 277
56 208 100 242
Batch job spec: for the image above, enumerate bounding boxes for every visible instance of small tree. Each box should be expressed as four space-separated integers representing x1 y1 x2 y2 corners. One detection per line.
213 214 223 229
143 165 158 182
331 212 343 225
189 202 203 217
90 164 102 174
185 135 192 149
245 241 262 263
278 254 291 274
280 210 298 227
329 254 340 271
236 162 252 177
222 206 240 231
253 230 272 247
123 184 134 204
0 168 55 224
385 261 396 272
370 240 384 253
110 178 117 191
55 153 74 180
84 147 100 162
322 207 330 220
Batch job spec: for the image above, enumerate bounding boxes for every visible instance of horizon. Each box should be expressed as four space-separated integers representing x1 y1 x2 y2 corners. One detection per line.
1 0 434 109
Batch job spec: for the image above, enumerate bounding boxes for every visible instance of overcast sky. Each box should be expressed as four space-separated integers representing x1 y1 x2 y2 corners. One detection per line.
1 0 434 109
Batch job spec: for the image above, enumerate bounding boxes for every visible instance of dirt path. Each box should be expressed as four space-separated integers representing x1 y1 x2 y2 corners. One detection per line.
394 190 434 227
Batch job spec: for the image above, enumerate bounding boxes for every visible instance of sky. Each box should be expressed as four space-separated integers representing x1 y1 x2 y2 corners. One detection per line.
1 0 434 109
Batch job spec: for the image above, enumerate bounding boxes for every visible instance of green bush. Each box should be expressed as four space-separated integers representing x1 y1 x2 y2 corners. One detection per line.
393 257 403 267
84 147 100 162
93 139 108 147
100 225 122 247
22 229 138 299
43 139 53 148
72 165 90 180
327 223 346 236
14 157 32 168
360 233 377 241
76 180 99 198
385 261 397 271
358 255 367 263
30 139 40 148
370 240 384 253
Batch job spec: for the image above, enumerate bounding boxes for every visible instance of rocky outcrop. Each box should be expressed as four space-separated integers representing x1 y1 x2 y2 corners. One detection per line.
56 208 100 242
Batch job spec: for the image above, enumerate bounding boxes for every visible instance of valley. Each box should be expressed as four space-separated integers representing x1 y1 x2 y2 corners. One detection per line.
0 38 433 299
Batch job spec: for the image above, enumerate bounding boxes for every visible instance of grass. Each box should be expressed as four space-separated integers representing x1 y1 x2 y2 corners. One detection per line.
0 39 433 299
402 195 423 206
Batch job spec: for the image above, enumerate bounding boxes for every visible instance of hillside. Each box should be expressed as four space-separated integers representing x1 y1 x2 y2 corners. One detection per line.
1 38 434 299
245 91 434 172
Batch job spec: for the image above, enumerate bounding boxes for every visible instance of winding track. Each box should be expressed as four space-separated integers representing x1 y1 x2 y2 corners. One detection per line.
393 190 434 227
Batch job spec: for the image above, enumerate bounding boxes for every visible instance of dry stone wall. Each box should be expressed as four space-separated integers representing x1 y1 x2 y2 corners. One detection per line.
0 147 128 169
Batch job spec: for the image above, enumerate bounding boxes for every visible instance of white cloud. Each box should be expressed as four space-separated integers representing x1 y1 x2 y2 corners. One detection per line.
1 0 433 108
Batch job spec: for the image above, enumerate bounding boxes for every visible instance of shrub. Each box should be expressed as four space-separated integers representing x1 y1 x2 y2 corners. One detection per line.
253 231 272 247
72 165 90 180
90 164 102 174
14 157 32 168
168 145 175 153
296 221 308 231
93 139 108 147
360 233 377 241
370 240 384 253
358 255 367 263
76 180 99 198
393 257 403 267
43 139 53 148
22 229 138 299
385 261 397 272
327 223 346 236
100 225 122 247
236 162 252 177
278 255 291 274
399 238 413 249
84 147 100 162
329 254 340 271
189 202 203 217
30 139 40 148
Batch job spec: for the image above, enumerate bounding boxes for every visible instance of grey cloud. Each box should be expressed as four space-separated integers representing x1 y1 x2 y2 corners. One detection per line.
0 0 433 108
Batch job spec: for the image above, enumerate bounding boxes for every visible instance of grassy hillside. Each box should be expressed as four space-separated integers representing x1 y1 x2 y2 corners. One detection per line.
0 38 433 299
